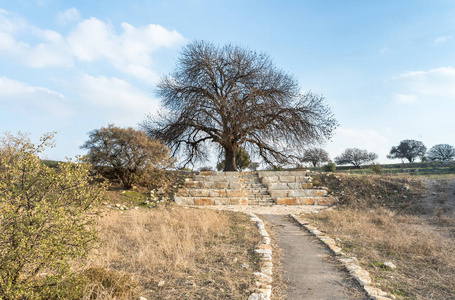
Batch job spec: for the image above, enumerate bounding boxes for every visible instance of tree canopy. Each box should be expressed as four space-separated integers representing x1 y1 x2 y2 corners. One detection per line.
81 124 174 189
142 41 337 171
387 140 426 163
427 144 455 161
300 147 330 167
335 148 378 168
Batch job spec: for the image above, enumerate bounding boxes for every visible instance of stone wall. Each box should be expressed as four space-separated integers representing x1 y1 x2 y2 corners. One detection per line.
174 171 249 205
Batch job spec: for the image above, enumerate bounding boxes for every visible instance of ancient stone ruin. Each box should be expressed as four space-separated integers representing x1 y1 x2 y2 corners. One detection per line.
174 170 337 206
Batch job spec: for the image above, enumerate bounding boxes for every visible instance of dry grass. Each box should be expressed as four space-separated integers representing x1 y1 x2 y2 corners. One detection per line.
305 174 455 299
78 207 261 299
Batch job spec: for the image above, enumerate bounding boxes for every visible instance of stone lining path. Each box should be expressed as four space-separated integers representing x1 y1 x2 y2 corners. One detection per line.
261 214 367 300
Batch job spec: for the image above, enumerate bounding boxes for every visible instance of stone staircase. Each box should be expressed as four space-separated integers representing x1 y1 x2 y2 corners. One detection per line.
241 173 274 206
174 170 337 206
257 171 336 205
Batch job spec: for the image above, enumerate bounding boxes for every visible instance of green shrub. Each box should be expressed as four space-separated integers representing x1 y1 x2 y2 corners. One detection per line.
370 163 383 174
0 132 106 299
322 162 336 172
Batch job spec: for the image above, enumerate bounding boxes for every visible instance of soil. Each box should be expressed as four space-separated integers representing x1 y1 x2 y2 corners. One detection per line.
260 214 368 300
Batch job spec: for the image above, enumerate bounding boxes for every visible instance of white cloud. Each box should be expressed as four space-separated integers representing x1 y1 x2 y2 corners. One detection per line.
68 18 185 82
56 8 80 23
75 74 159 125
434 35 453 45
393 93 417 104
0 10 186 81
393 67 455 99
0 77 72 116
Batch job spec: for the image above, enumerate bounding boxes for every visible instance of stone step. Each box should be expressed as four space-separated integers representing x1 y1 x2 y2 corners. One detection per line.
269 189 327 198
275 197 337 206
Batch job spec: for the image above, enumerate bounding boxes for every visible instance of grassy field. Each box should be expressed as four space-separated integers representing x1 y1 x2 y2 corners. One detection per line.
306 173 455 299
57 206 262 300
324 161 455 176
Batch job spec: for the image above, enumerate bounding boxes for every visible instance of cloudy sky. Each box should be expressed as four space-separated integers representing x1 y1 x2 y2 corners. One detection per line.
1 0 454 166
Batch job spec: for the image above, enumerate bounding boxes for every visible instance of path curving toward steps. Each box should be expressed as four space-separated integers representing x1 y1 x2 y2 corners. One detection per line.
260 214 368 300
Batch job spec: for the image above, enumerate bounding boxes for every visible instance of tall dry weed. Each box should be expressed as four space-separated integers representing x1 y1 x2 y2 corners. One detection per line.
80 208 260 299
309 208 455 299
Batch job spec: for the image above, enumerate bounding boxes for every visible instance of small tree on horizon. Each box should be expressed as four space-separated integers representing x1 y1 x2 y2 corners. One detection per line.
387 139 426 163
142 41 337 172
427 144 455 161
335 148 378 168
300 147 330 167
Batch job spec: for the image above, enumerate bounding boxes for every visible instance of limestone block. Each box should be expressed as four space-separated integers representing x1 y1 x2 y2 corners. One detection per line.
295 176 312 182
279 175 295 183
209 190 227 197
213 198 230 205
291 171 308 177
260 176 279 184
275 197 298 205
269 190 289 197
193 198 214 205
189 189 209 197
316 197 337 206
200 181 215 188
215 182 229 189
230 197 248 205
257 171 276 177
183 181 201 188
296 197 315 205
265 182 288 190
199 171 214 176
224 171 240 177
226 190 247 197
301 182 313 189
286 182 301 189
229 182 242 190
174 197 194 205
175 189 189 196
296 189 327 197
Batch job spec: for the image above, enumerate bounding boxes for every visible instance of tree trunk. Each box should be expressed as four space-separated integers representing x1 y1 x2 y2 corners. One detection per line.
224 146 238 171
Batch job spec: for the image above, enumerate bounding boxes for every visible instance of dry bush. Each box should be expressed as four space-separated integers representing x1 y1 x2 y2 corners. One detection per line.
307 206 455 299
313 173 426 210
80 208 261 299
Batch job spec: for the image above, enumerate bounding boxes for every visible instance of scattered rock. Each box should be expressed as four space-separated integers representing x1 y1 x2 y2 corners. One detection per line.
157 280 165 287
382 262 396 270
138 297 148 300
240 263 250 269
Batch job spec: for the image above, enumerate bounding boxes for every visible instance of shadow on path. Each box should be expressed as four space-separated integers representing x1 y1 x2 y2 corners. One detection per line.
261 214 367 300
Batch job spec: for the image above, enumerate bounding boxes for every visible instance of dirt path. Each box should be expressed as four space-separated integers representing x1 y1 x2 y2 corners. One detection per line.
261 214 367 300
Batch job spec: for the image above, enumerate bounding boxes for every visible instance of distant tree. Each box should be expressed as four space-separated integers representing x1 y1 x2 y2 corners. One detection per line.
335 148 378 168
300 148 330 167
427 144 455 161
216 147 252 171
82 124 174 189
0 132 105 299
387 140 426 163
249 162 260 171
142 41 337 171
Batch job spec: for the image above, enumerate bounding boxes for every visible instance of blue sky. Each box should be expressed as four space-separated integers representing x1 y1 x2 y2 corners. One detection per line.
1 0 454 166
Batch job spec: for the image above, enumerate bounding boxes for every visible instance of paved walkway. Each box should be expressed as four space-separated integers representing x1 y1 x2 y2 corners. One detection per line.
261 214 367 300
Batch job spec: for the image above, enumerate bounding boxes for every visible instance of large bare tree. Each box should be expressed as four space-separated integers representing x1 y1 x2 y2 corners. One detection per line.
142 41 337 171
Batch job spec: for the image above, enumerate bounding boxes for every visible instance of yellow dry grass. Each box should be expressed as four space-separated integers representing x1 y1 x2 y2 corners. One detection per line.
80 207 261 299
309 208 455 299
